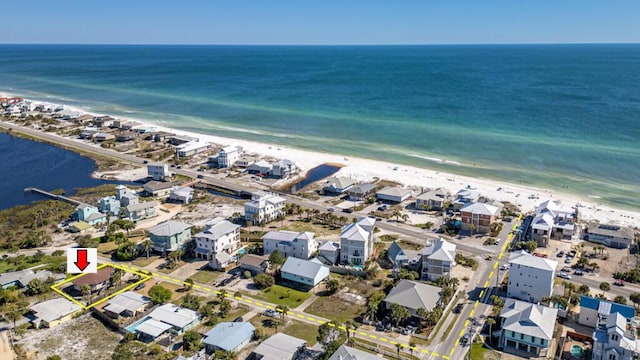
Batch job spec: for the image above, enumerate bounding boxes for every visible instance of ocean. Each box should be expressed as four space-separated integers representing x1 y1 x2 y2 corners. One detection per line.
0 44 639 210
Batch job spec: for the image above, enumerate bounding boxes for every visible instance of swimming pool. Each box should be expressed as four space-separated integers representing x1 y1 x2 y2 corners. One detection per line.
352 265 364 271
125 316 151 333
237 248 246 255
570 344 585 358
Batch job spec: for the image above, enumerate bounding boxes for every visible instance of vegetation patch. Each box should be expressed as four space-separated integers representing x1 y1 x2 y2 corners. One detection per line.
246 284 310 308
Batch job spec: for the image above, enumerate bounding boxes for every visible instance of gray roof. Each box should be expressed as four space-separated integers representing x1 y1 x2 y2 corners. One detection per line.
328 345 381 360
324 177 355 190
195 218 239 240
500 298 558 340
416 187 450 201
341 222 369 242
203 322 255 351
426 238 456 262
239 254 269 267
144 181 174 192
387 241 408 263
148 303 199 329
30 298 81 323
148 220 191 237
126 200 158 212
171 187 193 197
104 291 150 314
253 333 306 360
319 241 339 252
281 257 328 280
384 279 441 311
85 212 106 222
135 318 172 338
377 186 411 198
509 251 557 272
262 230 314 244
0 269 61 288
348 183 377 194
587 223 635 240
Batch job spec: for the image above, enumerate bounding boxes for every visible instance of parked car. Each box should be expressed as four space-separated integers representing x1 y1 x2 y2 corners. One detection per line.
134 283 146 291
614 280 625 286
197 174 204 179
494 239 500 245
500 264 510 271
342 208 353 213
265 309 278 317
564 257 573 264
557 272 571 280
377 205 388 211
460 333 471 346
327 207 335 212
453 303 464 314
574 270 584 276
233 316 243 323
557 251 565 257
402 325 416 335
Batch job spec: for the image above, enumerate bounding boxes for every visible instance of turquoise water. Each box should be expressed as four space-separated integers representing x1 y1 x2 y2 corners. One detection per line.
570 344 585 357
125 316 151 333
0 44 638 210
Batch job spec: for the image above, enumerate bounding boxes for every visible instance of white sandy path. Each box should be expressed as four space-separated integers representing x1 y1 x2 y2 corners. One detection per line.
5 93 640 228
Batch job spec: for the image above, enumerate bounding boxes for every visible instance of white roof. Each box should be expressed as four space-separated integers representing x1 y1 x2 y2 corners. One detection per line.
148 303 199 329
171 187 193 197
281 257 328 280
176 141 209 152
196 218 240 240
126 200 158 212
104 291 150 314
135 318 172 338
319 241 339 251
31 298 81 323
262 230 314 243
531 213 554 230
509 251 558 272
425 238 456 262
501 298 558 340
325 177 355 190
341 223 369 242
460 202 499 216
148 220 191 237
252 333 306 360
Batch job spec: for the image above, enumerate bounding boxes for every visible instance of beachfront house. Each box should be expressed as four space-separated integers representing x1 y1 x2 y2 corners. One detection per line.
339 217 376 265
323 176 355 194
248 160 272 176
115 131 138 142
169 186 194 204
271 159 295 178
384 280 441 317
244 191 286 224
318 241 340 265
530 199 577 243
143 181 174 198
169 135 197 145
72 267 114 294
75 204 107 226
216 145 243 168
499 298 558 358
147 163 171 181
176 141 210 157
193 217 241 270
591 312 640 360
280 257 330 291
376 186 412 203
347 183 377 201
239 254 269 276
460 202 499 234
93 132 115 142
452 189 480 210
584 222 634 249
507 251 558 303
116 185 139 206
420 238 456 281
98 196 121 216
578 295 635 328
203 322 255 354
132 303 200 342
262 230 318 260
104 291 151 319
93 116 115 128
250 333 307 360
415 187 451 211
29 298 82 329
125 201 158 222
148 220 192 253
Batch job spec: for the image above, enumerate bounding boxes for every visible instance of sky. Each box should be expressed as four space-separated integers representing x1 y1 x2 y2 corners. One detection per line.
1 1 639 45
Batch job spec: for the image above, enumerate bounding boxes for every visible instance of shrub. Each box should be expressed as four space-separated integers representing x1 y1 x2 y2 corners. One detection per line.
254 274 275 289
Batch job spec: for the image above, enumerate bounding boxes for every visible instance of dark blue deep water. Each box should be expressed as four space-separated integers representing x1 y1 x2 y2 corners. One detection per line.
0 44 639 209
0 132 106 209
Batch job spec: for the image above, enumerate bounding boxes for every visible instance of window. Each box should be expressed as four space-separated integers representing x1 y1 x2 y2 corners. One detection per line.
609 354 616 360
512 331 515 337
520 333 524 340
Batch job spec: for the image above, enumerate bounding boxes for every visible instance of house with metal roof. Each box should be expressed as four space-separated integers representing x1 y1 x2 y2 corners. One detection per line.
116 185 139 206
384 279 441 316
169 186 194 204
125 200 158 222
318 241 340 265
262 230 318 260
132 303 200 341
148 220 192 252
376 186 412 203
420 238 456 281
0 269 63 289
323 176 355 194
592 312 640 360
202 322 255 353
387 240 409 268
499 298 558 358
328 344 381 360
103 291 151 319
507 251 558 303
281 257 330 291
75 204 106 226
251 333 307 360
578 295 635 328
347 183 377 201
415 187 451 211
460 202 499 234
98 195 121 216
452 189 480 209
531 199 577 241
585 222 635 249
143 180 174 198
340 217 376 265
193 217 241 270
244 191 286 224
29 298 82 328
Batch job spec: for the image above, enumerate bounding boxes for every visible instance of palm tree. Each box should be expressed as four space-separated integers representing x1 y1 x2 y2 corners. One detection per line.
409 341 416 359
122 220 135 236
110 268 124 287
400 213 409 223
344 320 357 346
599 282 611 297
80 284 91 303
416 307 429 330
487 317 496 343
278 305 290 323
630 292 640 310
395 343 403 359
184 279 194 292
141 239 153 258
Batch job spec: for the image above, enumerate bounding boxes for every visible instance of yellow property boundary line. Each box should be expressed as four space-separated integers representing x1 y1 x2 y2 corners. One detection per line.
50 263 152 310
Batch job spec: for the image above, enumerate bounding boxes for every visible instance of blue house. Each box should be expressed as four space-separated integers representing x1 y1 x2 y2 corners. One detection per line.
75 204 106 226
202 322 255 353
578 295 635 328
98 196 121 216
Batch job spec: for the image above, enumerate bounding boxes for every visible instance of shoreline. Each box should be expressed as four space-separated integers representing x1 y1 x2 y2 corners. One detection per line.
2 92 639 228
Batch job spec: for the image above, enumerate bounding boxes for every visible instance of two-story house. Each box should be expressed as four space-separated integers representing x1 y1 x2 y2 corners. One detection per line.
415 187 451 211
499 298 558 358
592 312 640 360
460 202 499 233
148 220 192 253
146 163 170 181
216 145 243 168
420 238 456 281
340 217 376 265
75 204 107 226
193 218 241 270
262 231 318 260
244 191 286 224
530 199 577 245
507 251 558 303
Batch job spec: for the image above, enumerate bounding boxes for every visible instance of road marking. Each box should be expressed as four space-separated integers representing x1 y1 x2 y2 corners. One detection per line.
244 299 252 304
454 339 459 346
498 252 504 259
307 317 315 321
464 319 469 327
489 271 494 278
121 264 128 268
421 349 429 354
432 352 439 357
338 326 346 330
287 311 294 315
390 341 398 345
469 309 475 317
369 335 377 339
130 267 138 271
478 290 484 298
193 284 201 289
224 293 231 297
459 329 465 337
442 355 450 360
162 275 170 280
450 347 456 356
265 305 273 309
327 323 335 327
359 332 367 336
255 302 264 306
474 300 479 308
172 278 181 283
483 280 489 288
493 261 498 269
203 287 212 292
234 296 242 300
151 272 159 277
379 337 387 342
297 314 305 319
317 320 325 324
214 290 221 295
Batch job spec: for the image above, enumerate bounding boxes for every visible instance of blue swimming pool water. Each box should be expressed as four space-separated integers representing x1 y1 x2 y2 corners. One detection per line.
570 345 585 357
352 265 364 271
237 248 246 255
125 316 151 333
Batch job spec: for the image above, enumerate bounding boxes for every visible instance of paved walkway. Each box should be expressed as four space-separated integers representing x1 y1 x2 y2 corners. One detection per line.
293 293 318 312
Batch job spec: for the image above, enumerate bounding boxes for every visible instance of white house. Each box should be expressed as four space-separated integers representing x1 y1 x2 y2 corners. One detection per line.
452 189 480 209
585 222 635 249
339 217 376 265
281 257 330 291
147 163 171 181
507 251 558 303
578 295 635 328
592 312 640 360
216 145 243 168
244 191 286 224
262 231 318 260
530 199 577 244
193 218 241 270
176 141 210 157
415 187 451 210
125 201 158 222
499 298 558 358
116 185 139 206
143 181 174 198
202 322 255 353
323 177 355 194
376 186 412 203
329 345 381 360
248 160 272 176
318 241 340 265
420 238 456 281
169 186 194 204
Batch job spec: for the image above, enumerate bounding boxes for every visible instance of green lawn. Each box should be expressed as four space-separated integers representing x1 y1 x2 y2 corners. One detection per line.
282 320 318 346
304 295 365 324
132 255 160 267
246 285 310 308
187 270 224 285
219 307 250 323
97 241 119 254
470 343 489 359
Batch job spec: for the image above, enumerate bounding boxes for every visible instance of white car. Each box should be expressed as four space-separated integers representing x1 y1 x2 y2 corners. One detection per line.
557 272 571 280
500 264 510 271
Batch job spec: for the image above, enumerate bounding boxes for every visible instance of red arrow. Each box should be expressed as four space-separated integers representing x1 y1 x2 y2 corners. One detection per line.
75 249 90 271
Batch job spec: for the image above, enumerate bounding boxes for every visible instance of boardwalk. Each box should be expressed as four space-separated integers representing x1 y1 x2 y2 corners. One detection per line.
24 187 84 206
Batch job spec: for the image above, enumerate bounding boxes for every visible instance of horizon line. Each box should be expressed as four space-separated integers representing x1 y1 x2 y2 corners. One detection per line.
1 41 639 46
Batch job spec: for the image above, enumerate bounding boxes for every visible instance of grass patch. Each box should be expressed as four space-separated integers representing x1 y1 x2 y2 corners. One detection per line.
469 342 501 360
219 307 250 323
397 240 423 251
379 234 400 242
280 220 340 237
97 241 118 254
305 295 365 324
131 255 161 267
157 261 186 274
187 270 224 285
282 320 318 345
246 284 310 308
0 254 65 273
